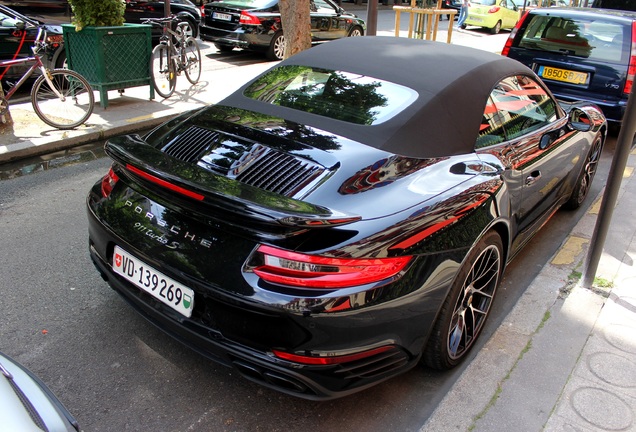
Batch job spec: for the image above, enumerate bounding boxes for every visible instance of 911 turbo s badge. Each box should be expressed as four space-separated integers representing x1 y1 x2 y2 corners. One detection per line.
124 200 217 249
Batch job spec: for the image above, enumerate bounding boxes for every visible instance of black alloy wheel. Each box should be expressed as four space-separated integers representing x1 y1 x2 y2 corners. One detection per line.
423 231 503 370
563 134 604 210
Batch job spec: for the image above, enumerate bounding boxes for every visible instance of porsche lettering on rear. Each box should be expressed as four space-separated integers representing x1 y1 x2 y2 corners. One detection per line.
124 200 216 249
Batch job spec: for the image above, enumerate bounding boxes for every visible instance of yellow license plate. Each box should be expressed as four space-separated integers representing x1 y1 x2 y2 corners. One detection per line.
539 66 589 85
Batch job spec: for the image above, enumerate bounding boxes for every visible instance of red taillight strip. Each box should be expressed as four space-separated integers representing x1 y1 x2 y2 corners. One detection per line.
126 164 205 201
624 21 636 95
272 346 394 365
501 11 526 57
101 167 119 198
252 245 411 289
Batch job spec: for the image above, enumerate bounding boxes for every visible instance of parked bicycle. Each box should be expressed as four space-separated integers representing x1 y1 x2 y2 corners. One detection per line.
0 24 94 130
143 15 202 98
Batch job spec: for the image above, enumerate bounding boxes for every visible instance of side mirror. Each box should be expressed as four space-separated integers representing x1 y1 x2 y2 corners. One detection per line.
15 20 25 31
568 109 592 132
539 134 552 150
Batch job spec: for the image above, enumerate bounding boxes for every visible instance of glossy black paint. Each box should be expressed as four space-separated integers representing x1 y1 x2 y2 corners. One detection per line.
200 0 365 58
87 38 607 399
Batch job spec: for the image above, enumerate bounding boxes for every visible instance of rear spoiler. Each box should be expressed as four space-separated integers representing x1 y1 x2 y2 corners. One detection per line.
105 135 361 228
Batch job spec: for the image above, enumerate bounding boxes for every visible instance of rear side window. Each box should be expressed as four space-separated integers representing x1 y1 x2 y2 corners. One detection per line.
243 65 418 125
476 75 557 148
517 14 629 63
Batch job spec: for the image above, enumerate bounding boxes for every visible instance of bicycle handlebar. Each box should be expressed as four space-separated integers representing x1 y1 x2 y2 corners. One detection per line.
142 15 181 25
31 27 48 56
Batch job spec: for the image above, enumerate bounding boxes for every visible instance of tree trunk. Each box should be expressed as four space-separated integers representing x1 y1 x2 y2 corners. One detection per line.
0 86 13 133
278 0 311 60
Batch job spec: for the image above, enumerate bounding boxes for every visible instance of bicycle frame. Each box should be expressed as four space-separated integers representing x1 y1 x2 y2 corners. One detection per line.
0 28 64 102
147 17 189 67
1 56 42 100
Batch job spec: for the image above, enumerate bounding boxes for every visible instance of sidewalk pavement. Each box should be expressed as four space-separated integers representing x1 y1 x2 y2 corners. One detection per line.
2 13 635 431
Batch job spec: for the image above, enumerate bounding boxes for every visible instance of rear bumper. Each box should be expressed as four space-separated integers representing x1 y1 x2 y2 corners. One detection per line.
199 25 271 50
86 188 426 399
89 241 416 399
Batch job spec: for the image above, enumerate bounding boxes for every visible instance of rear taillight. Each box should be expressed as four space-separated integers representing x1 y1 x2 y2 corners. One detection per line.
101 167 119 198
501 11 526 56
624 21 636 95
46 34 63 45
240 12 261 25
488 6 500 13
272 346 394 365
200 5 205 18
249 244 412 289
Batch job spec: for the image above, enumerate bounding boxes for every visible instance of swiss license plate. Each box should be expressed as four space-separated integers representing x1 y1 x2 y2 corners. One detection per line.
213 12 232 21
113 246 194 318
538 66 589 85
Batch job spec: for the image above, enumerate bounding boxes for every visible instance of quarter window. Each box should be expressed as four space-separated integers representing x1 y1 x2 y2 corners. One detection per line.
476 75 557 148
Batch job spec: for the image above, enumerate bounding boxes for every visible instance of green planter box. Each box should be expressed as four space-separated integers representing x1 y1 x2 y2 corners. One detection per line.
62 24 154 108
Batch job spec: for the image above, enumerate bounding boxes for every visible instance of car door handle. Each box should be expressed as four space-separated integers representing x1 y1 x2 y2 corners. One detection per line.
526 170 541 186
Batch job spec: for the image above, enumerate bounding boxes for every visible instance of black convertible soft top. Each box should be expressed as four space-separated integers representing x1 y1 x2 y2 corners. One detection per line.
222 36 537 158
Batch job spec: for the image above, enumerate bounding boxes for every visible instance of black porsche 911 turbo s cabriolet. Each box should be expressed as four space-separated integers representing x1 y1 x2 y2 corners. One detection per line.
87 37 606 400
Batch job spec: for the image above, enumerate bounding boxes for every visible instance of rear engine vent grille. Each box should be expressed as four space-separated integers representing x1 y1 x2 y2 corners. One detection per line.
163 126 218 163
231 144 325 197
162 127 326 198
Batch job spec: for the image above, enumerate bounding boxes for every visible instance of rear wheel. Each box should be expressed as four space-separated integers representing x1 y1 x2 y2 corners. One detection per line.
491 20 502 34
150 43 176 98
31 69 94 129
55 49 67 69
423 231 503 370
348 26 363 37
183 37 202 85
267 32 285 61
176 17 198 39
563 134 603 210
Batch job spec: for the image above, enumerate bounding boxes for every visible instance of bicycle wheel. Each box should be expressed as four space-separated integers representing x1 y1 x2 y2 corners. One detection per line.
150 43 176 98
183 37 201 85
31 69 94 130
